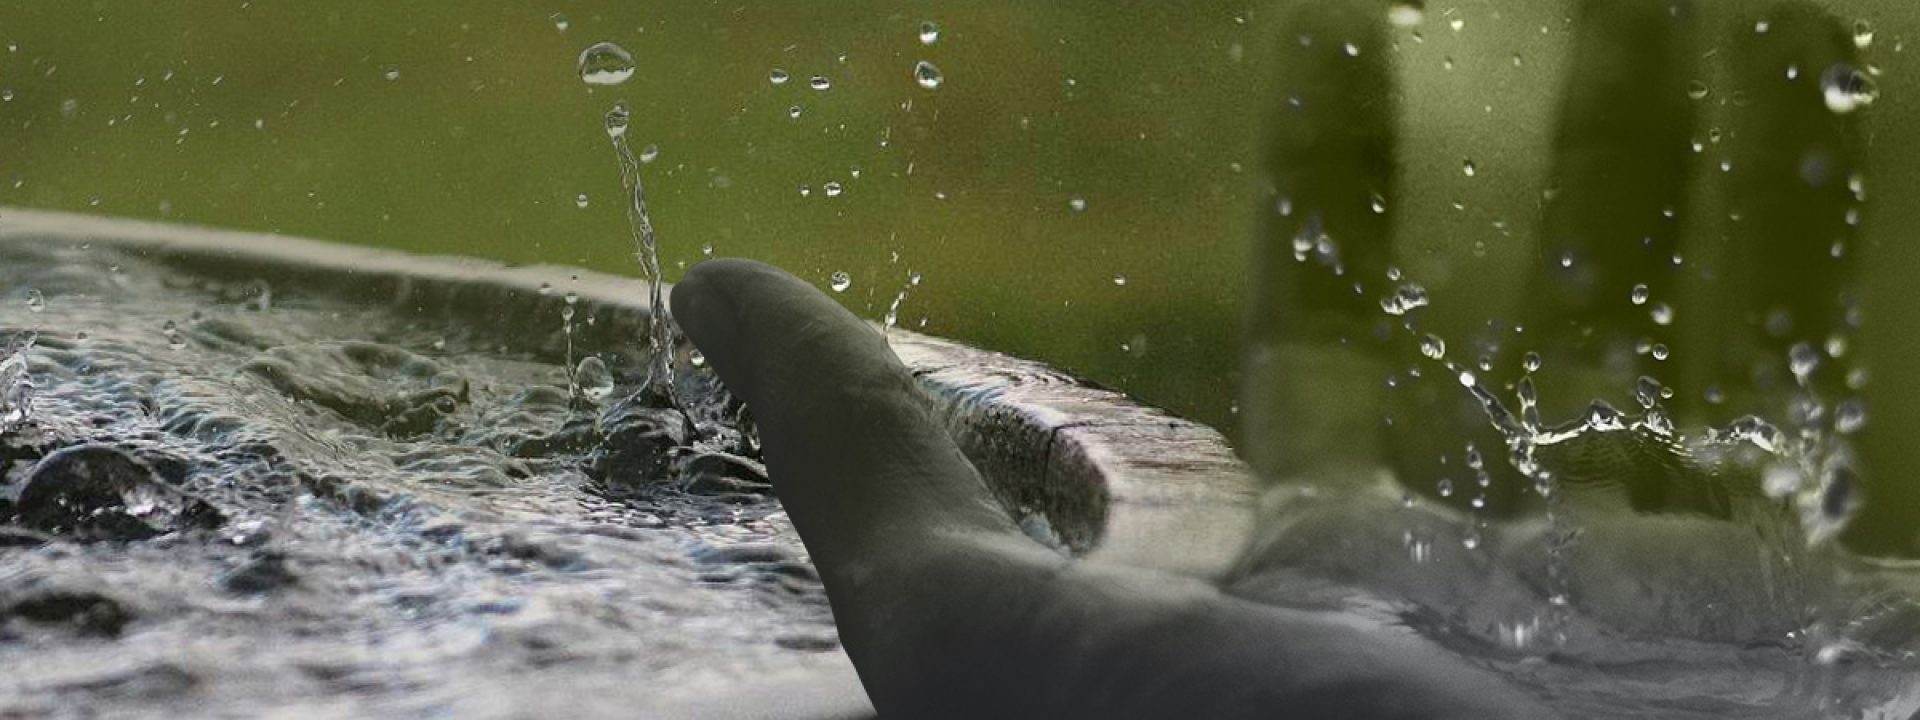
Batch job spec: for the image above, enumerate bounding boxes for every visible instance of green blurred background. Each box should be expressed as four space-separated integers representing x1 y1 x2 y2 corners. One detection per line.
2 2 1916 550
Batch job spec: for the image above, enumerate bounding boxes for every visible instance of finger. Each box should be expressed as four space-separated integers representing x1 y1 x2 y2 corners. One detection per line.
1524 0 1701 420
670 258 1019 570
1243 0 1398 486
675 260 1550 717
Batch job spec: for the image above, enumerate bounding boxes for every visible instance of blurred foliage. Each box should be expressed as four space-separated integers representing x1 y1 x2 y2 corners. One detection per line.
1 1 1916 549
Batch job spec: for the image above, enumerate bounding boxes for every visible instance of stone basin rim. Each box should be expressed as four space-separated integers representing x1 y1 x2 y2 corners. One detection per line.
0 206 1258 718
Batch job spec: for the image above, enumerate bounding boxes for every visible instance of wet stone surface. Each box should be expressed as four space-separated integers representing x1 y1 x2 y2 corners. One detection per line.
0 238 839 717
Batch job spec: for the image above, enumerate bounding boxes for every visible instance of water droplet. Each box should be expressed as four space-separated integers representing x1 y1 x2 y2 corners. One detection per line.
809 75 831 90
1835 398 1868 434
1404 531 1433 563
1633 376 1664 409
575 193 590 209
24 289 44 313
1419 334 1446 360
578 42 636 86
1649 302 1674 326
1388 1 1425 28
575 356 614 400
769 68 790 85
1068 196 1087 213
1821 64 1878 114
913 60 944 89
639 144 659 164
919 21 941 45
824 181 843 197
1630 284 1649 305
604 100 632 140
1112 273 1129 286
1854 20 1875 49
1789 342 1821 382
830 271 852 293
1380 283 1430 316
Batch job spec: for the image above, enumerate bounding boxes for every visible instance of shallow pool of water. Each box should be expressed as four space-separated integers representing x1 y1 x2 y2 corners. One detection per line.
0 236 858 718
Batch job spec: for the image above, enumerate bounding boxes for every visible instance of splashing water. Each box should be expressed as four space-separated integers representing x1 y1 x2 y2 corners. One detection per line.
882 270 923 335
601 101 677 403
0 336 32 432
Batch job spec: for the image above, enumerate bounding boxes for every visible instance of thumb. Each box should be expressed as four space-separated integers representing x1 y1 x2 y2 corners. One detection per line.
669 258 1019 582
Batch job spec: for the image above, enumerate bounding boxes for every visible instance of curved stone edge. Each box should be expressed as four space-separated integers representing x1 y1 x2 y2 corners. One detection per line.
0 207 1258 579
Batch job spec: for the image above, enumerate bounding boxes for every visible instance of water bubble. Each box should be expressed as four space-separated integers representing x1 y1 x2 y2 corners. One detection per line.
689 350 707 368
1630 284 1649 305
1387 1 1425 28
1651 344 1670 361
830 271 852 293
163 320 187 349
1437 478 1454 497
1369 193 1387 214
1419 334 1446 360
383 67 401 81
788 105 803 119
1687 80 1709 100
919 21 940 45
575 193 590 209
1462 159 1476 177
575 356 614 401
551 13 569 32
769 68 790 85
639 144 659 164
1344 42 1361 57
1449 17 1465 32
24 288 44 313
1522 352 1542 373
1068 196 1087 212
1112 273 1128 286
1821 64 1878 114
809 75 831 90
578 42 637 86
824 181 843 197
913 60 944 89
1854 20 1874 49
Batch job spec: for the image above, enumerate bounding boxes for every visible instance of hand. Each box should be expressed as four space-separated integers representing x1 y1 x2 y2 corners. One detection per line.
672 258 1555 718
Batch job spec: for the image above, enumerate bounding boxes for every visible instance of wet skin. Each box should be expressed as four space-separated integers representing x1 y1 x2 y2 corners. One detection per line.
676 0 1884 717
